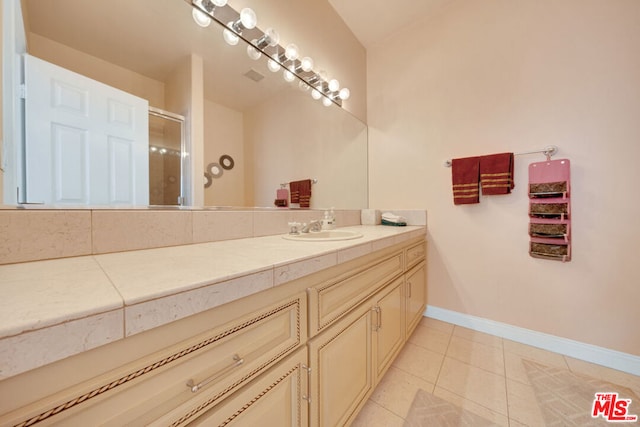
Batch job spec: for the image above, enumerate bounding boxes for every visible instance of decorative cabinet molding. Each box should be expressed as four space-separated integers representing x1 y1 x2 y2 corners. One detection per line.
406 260 427 337
182 347 309 427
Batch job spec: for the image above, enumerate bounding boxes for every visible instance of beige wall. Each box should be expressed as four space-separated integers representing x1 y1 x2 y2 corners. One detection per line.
367 0 640 356
203 100 246 206
244 87 368 209
28 33 165 108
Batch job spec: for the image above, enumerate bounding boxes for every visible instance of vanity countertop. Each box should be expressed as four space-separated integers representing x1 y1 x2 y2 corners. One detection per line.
0 225 425 379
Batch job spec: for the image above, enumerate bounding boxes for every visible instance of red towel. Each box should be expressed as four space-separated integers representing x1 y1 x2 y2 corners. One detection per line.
480 153 514 195
290 179 312 208
451 157 480 205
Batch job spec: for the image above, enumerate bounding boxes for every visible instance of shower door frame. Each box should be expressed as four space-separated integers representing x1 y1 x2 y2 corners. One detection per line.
148 106 188 206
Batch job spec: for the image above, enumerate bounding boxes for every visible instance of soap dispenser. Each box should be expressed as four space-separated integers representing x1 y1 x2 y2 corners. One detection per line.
321 210 334 230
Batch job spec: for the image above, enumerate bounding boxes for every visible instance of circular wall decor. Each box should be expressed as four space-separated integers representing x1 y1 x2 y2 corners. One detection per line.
207 162 223 178
219 154 235 170
204 172 212 188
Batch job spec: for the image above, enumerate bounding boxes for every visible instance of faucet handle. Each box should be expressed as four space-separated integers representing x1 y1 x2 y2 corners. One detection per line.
288 222 301 234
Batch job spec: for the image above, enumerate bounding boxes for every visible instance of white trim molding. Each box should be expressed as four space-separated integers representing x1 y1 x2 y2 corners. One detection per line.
425 305 640 376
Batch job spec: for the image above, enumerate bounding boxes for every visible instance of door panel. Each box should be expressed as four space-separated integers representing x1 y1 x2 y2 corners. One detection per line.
308 305 372 427
24 54 148 205
52 124 88 203
406 262 427 337
374 277 404 382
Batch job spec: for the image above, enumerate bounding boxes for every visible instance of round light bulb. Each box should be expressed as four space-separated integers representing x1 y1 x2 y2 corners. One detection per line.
328 79 340 92
267 59 281 72
300 57 314 72
283 69 295 82
192 9 211 27
247 41 262 60
339 87 350 100
298 81 310 91
212 0 227 6
311 88 322 100
239 8 257 30
223 22 239 45
322 97 333 107
285 43 299 61
264 28 280 46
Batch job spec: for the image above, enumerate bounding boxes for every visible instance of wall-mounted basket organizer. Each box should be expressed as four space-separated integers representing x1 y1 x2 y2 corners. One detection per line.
528 158 571 262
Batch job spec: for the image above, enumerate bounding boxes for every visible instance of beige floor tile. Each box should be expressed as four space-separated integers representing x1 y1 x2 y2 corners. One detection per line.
503 340 569 370
452 326 503 349
436 356 508 416
369 366 435 418
503 340 569 385
564 356 640 396
350 399 405 427
505 378 546 426
507 418 528 427
392 342 445 384
432 386 510 426
420 317 455 334
408 323 452 354
504 351 533 385
446 335 505 376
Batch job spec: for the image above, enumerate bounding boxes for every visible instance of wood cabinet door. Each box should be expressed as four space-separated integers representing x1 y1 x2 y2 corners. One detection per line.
406 261 427 337
373 276 405 382
186 347 309 427
308 304 373 427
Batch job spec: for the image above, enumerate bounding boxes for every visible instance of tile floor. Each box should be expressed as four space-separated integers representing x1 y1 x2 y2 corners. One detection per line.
351 317 640 426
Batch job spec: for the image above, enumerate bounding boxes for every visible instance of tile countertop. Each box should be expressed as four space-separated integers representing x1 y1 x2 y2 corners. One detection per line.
0 225 425 379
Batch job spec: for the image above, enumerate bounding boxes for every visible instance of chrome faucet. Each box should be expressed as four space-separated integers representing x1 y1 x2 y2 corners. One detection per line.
301 220 322 233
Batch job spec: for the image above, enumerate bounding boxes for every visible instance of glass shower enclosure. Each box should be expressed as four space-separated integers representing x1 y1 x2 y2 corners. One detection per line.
148 107 186 206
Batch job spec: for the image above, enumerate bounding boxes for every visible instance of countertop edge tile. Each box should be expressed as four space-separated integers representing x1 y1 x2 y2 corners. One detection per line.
124 269 275 336
0 309 124 380
273 252 339 286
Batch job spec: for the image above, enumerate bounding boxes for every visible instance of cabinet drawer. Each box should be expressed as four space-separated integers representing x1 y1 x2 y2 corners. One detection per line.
184 347 309 427
6 293 306 427
405 241 426 271
308 252 403 336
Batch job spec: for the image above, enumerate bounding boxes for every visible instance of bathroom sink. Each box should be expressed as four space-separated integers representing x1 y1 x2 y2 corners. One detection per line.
283 230 363 241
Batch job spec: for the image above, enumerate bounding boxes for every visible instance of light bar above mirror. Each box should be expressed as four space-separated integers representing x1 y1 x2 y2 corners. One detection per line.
189 0 350 107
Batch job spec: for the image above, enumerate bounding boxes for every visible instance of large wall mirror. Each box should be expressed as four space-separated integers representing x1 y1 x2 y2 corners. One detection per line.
1 0 368 209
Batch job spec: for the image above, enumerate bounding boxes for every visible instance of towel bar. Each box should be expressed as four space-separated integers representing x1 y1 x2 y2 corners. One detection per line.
280 178 318 188
443 145 558 167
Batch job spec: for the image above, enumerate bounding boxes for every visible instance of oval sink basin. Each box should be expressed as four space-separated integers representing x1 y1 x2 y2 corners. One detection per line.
283 230 363 241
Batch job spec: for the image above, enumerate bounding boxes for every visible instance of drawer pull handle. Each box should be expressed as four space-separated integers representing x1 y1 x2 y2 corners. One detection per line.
301 364 312 403
407 281 412 298
372 306 382 331
186 353 244 393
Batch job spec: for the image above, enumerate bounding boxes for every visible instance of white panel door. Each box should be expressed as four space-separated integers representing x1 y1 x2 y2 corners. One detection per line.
23 54 149 205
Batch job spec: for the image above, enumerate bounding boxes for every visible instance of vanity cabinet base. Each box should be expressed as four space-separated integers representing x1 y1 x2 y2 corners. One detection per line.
0 236 427 427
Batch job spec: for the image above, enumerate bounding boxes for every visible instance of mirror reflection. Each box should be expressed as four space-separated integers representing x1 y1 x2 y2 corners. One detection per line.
2 0 368 209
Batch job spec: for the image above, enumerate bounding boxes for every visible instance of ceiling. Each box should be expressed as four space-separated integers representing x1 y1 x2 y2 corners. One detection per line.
328 0 453 48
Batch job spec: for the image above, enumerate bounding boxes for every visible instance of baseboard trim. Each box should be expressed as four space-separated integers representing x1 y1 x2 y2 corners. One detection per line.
424 305 640 376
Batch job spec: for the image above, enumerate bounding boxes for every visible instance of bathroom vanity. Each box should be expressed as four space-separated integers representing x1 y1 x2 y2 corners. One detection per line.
0 224 426 426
